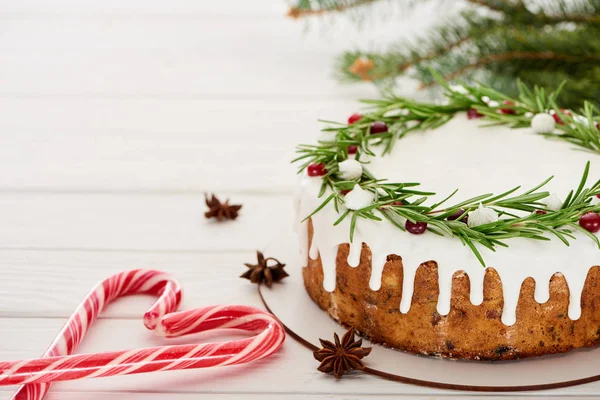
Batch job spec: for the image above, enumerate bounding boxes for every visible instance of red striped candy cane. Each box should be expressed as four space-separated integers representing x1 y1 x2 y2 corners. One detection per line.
8 269 182 400
0 305 284 386
2 270 284 399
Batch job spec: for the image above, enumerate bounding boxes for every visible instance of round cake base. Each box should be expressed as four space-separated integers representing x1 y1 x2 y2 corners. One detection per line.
303 224 600 360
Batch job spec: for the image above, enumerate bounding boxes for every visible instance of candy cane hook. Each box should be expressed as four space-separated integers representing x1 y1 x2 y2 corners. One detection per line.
7 270 182 400
2 270 284 400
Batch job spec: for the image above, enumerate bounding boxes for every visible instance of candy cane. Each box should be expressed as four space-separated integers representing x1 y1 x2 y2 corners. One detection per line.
1 270 284 399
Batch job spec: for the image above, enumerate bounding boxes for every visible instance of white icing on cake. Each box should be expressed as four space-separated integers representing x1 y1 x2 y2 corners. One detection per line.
344 184 373 210
294 114 600 326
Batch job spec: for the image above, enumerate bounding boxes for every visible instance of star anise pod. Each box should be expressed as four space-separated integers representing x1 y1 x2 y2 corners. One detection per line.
241 251 288 287
204 194 242 221
313 329 372 378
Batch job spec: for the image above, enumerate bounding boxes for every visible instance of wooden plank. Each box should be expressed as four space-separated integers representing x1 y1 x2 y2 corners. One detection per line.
0 4 447 193
0 98 356 192
0 5 445 98
0 11 389 99
0 98 351 133
0 249 268 318
1 317 597 397
0 0 287 16
0 193 292 251
0 0 442 20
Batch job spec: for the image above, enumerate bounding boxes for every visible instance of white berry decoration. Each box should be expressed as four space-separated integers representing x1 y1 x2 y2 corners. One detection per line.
468 203 499 228
543 193 563 211
383 108 410 117
573 114 591 127
338 159 363 180
531 113 555 133
449 84 468 94
344 184 373 210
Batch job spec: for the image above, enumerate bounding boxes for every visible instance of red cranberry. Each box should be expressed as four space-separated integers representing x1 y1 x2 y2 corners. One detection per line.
348 113 363 124
370 122 388 135
579 212 600 233
552 114 562 125
340 189 351 195
553 109 571 125
447 208 468 224
307 163 327 177
347 145 358 155
467 108 483 119
499 101 516 115
406 220 427 234
535 210 548 215
597 194 600 199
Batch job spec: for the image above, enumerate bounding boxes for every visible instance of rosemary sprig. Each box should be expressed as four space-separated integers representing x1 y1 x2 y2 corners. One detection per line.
293 78 600 265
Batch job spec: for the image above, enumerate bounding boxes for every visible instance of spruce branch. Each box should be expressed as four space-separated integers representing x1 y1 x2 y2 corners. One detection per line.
419 50 600 89
465 0 522 13
337 12 498 84
530 0 600 24
414 24 600 106
462 0 600 24
290 0 600 108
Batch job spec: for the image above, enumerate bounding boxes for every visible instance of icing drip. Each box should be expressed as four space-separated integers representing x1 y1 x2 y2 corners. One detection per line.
468 268 485 306
320 244 339 292
347 242 362 267
534 273 551 304
295 115 600 326
399 264 417 314
369 252 389 291
437 269 453 316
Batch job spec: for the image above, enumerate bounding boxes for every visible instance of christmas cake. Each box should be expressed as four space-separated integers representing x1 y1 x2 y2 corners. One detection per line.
294 86 600 360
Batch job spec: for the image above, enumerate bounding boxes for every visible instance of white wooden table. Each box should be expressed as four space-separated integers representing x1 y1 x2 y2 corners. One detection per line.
0 1 594 399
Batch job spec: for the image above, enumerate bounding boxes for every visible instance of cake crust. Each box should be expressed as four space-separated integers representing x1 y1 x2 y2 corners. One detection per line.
303 221 600 360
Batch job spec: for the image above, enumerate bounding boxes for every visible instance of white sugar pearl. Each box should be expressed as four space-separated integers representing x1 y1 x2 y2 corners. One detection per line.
382 108 410 118
531 113 556 133
449 84 468 94
338 159 363 180
573 114 590 126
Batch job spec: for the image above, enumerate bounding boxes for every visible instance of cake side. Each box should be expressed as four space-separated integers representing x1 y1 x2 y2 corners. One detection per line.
303 220 600 360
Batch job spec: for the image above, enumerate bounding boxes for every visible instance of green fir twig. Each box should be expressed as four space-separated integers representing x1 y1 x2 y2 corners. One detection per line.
291 0 600 108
